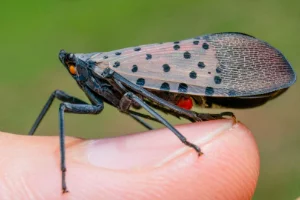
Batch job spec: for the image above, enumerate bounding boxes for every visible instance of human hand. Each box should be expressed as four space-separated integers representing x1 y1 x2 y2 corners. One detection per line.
0 120 259 200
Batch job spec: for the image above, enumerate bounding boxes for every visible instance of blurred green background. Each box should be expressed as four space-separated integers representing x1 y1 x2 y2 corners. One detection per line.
0 0 299 199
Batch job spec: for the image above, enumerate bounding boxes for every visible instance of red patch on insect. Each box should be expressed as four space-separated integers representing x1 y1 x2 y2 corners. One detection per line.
176 97 193 110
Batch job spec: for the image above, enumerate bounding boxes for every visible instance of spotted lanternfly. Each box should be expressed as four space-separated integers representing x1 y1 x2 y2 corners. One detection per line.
28 32 296 193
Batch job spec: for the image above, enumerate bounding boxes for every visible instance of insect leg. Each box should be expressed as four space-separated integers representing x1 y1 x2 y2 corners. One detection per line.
128 110 161 123
121 92 202 155
29 90 88 135
58 88 104 193
59 102 103 193
128 113 153 130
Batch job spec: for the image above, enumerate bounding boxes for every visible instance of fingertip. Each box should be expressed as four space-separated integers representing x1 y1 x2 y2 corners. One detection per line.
67 120 259 200
0 120 259 200
192 122 260 200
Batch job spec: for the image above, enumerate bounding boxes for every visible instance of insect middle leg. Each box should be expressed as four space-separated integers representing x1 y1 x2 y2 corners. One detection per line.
29 90 88 135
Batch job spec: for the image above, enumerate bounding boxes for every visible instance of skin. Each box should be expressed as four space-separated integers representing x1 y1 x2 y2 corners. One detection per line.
0 120 259 200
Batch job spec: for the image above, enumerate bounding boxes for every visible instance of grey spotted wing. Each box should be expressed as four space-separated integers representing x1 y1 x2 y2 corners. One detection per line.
91 32 296 97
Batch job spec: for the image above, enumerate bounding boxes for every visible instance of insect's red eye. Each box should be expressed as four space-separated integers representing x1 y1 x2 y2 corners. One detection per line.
69 65 77 75
176 97 193 110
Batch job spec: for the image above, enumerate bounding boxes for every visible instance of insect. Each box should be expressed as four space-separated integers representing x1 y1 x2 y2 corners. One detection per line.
28 32 296 193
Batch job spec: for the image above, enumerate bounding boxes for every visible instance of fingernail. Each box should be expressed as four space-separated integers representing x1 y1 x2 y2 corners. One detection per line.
70 120 234 170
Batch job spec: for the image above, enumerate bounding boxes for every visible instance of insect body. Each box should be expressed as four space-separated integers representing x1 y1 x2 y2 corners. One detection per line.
29 32 296 193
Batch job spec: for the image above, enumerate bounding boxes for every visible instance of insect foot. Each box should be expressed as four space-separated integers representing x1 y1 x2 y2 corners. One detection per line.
194 113 224 121
123 92 203 155
220 112 237 123
182 139 203 156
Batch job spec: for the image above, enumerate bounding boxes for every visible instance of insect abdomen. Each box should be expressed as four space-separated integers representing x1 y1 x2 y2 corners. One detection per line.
195 88 289 108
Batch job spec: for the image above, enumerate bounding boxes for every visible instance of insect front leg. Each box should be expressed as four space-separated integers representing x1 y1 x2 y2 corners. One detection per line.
29 90 88 135
57 87 104 193
29 88 104 193
59 101 104 193
119 92 202 155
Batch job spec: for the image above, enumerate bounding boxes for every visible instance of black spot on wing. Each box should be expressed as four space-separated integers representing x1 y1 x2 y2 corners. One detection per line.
162 64 170 72
178 83 188 93
134 47 141 51
160 82 170 91
113 61 120 68
228 90 237 96
216 67 222 73
214 76 222 84
173 45 180 50
103 55 108 59
184 51 191 59
202 43 209 50
193 41 199 45
136 78 145 86
115 52 122 56
189 71 197 79
205 87 214 95
132 65 138 73
198 62 205 69
146 54 152 60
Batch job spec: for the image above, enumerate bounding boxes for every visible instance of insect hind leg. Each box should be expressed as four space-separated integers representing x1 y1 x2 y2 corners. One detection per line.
120 92 202 156
128 113 154 130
